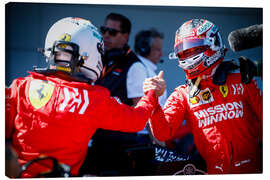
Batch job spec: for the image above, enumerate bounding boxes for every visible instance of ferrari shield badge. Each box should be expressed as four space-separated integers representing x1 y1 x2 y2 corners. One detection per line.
219 85 228 98
29 79 55 109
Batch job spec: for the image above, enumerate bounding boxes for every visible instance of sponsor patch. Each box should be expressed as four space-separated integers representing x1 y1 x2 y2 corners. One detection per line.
197 21 213 35
189 88 214 108
219 85 228 98
201 90 211 101
59 87 89 114
203 49 224 67
29 79 55 109
59 33 71 42
231 83 244 95
190 96 200 104
58 33 71 48
194 101 244 128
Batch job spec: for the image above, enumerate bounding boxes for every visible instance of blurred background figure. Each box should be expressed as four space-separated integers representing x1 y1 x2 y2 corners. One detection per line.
133 28 168 146
134 28 167 107
95 12 141 106
82 13 149 176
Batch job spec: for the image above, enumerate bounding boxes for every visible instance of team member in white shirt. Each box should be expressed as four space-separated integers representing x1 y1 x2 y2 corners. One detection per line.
125 29 167 146
127 28 167 107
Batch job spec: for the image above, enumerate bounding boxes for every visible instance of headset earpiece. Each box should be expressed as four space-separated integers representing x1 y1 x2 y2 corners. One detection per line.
134 31 152 57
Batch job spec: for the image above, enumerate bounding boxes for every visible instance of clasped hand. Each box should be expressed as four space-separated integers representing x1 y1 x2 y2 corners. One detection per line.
143 71 166 97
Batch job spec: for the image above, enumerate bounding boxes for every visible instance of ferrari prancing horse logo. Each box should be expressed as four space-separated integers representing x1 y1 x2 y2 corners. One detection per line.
219 85 228 98
29 79 55 109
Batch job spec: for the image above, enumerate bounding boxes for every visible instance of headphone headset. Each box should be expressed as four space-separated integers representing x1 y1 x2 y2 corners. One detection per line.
134 30 152 57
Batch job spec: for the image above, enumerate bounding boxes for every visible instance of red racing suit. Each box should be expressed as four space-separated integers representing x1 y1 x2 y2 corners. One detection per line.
5 72 158 177
149 73 262 174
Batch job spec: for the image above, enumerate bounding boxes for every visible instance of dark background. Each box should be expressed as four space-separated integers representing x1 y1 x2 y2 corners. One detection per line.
5 2 262 95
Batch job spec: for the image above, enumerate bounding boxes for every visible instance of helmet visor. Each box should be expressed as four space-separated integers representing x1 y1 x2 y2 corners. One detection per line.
177 45 209 60
174 38 207 56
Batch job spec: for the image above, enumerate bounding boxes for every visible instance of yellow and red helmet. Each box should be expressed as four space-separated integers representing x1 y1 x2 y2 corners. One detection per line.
174 19 226 79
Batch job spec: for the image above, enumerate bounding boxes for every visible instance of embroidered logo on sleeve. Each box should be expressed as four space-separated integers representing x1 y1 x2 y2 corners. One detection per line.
29 79 55 109
59 87 89 114
231 83 244 95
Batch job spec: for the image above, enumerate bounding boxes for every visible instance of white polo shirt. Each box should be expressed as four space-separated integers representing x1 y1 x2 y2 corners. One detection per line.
126 55 167 108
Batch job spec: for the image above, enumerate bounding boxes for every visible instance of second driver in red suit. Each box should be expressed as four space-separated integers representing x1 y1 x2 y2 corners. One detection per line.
5 17 166 178
143 19 262 174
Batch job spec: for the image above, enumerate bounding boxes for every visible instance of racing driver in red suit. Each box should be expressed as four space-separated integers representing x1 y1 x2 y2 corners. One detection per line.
5 17 166 178
143 19 262 174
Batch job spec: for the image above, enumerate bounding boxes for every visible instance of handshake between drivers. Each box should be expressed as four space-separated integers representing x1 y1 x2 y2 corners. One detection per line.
143 71 166 97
